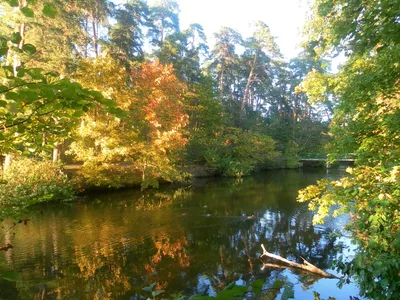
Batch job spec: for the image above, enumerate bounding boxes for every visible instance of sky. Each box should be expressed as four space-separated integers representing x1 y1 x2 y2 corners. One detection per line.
167 0 310 59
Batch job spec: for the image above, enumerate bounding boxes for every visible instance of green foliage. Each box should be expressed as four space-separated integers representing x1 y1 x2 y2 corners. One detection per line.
299 165 400 298
0 0 117 157
42 3 57 18
0 68 113 155
299 0 400 298
108 0 150 63
192 127 278 177
283 141 302 169
0 271 20 282
0 157 75 220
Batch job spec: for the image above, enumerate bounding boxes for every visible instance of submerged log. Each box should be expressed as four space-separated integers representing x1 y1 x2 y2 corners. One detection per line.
260 244 338 278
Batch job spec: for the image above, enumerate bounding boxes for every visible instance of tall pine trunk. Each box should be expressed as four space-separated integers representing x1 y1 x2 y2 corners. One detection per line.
92 19 98 57
241 55 257 114
219 63 225 102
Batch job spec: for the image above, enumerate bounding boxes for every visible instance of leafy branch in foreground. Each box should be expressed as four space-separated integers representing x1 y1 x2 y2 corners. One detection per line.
298 0 400 298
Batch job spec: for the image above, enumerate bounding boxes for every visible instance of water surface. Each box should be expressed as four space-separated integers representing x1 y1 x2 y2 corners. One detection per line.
0 169 362 299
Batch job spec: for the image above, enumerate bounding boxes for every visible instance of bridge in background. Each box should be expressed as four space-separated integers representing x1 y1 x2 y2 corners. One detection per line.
299 154 355 168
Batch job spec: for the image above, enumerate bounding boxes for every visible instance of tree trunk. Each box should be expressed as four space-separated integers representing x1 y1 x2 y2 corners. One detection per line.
52 145 59 162
84 18 89 58
241 55 257 114
219 62 225 102
3 154 12 174
92 19 99 57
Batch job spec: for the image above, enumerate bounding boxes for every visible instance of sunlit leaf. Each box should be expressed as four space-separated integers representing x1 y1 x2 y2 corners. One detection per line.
42 3 57 18
20 7 34 18
22 43 37 55
10 32 22 44
6 0 19 7
5 92 19 101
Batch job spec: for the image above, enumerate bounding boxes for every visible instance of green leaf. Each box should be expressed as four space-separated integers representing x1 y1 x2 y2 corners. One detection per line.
0 48 7 56
380 279 389 289
0 85 8 93
17 69 25 77
42 3 57 18
109 107 128 118
39 86 55 99
62 87 77 98
5 92 19 101
89 90 104 101
0 37 8 56
71 110 84 118
0 271 20 282
0 100 7 107
152 290 165 297
20 7 34 18
10 32 22 44
7 0 19 7
21 90 39 102
0 37 7 47
26 0 38 4
22 44 37 55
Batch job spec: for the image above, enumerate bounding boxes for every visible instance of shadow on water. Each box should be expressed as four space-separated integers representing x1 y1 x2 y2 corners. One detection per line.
0 169 362 299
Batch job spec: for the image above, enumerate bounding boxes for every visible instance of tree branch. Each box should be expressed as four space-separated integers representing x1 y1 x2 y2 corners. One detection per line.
260 244 338 278
1 104 57 130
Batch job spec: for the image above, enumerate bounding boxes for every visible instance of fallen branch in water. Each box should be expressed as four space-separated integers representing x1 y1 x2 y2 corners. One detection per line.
261 262 287 269
260 244 338 278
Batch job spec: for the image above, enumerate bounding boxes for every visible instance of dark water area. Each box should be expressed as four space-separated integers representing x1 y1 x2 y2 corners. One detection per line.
0 169 362 299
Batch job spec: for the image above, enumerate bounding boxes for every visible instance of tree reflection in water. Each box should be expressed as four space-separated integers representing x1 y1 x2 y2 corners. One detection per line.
0 169 358 299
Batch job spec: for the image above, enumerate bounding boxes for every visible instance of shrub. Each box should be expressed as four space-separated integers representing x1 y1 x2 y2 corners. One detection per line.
0 157 75 210
190 127 279 177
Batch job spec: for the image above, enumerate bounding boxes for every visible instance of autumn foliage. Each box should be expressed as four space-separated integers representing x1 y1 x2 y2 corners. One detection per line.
68 57 189 188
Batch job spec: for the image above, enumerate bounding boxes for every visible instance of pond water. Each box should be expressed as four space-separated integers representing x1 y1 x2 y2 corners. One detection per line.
0 169 362 299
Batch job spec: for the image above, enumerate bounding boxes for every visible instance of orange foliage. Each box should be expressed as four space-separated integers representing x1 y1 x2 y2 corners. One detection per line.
70 57 190 187
130 60 188 149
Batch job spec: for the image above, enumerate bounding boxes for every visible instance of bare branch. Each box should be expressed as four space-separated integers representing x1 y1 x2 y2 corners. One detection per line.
260 244 338 278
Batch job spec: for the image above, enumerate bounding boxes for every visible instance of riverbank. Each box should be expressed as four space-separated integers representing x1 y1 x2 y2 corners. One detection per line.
0 157 350 218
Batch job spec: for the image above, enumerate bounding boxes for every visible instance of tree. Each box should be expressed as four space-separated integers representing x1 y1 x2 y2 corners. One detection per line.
68 57 189 188
298 0 400 298
147 0 180 49
157 23 208 84
240 21 281 114
0 0 115 164
108 0 150 63
209 27 242 102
